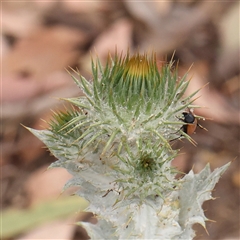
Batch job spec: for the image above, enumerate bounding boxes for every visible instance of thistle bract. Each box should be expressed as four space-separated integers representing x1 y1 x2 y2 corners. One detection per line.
28 52 230 239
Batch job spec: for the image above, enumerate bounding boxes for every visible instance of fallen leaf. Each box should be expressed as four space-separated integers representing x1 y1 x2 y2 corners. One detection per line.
181 63 240 125
25 165 74 205
91 18 133 61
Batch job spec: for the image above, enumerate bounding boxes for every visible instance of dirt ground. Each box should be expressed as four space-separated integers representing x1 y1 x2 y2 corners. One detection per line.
1 1 239 240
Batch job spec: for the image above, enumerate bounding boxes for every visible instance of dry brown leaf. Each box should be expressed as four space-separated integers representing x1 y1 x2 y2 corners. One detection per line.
125 1 235 54
1 70 77 103
2 26 86 102
2 3 42 38
62 0 103 13
25 166 73 205
3 26 84 82
3 27 84 80
91 18 133 61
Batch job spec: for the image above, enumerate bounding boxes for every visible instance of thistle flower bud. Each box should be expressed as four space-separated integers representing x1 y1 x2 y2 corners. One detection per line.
27 52 230 239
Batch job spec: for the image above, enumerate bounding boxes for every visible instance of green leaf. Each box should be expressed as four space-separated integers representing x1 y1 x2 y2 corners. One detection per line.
2 196 88 238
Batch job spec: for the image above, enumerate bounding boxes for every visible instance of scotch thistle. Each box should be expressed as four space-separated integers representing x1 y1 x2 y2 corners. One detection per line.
27 52 229 239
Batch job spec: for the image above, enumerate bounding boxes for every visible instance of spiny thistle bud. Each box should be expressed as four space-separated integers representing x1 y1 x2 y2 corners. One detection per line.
27 52 230 239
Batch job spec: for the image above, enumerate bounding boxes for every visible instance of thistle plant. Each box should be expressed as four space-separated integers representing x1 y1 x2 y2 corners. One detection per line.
27 52 230 239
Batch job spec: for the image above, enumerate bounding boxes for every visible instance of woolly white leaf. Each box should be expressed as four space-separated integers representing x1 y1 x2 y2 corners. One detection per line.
176 162 230 239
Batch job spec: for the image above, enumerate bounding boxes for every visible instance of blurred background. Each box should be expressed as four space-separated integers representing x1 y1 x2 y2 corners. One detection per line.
1 1 239 239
